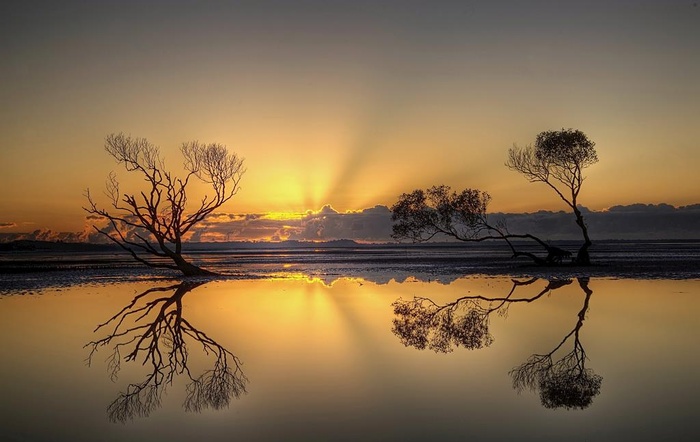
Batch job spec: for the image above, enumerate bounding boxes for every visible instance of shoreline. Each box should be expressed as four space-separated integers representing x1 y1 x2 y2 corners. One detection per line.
3 240 700 294
2 253 699 296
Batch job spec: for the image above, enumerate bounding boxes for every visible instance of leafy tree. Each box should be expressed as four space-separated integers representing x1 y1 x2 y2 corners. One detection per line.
391 185 572 265
84 133 245 276
507 129 598 264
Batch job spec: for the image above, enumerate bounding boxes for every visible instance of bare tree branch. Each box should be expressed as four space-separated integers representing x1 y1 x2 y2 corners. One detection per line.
84 133 245 276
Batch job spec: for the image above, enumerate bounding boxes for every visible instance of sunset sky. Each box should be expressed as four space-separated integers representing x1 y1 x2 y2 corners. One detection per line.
1 0 699 241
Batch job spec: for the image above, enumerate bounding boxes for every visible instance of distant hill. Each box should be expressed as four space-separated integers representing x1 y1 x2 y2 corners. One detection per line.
0 239 366 253
0 240 119 252
1 203 698 246
185 238 362 250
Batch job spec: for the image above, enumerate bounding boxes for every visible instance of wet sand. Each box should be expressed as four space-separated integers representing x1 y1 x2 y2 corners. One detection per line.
2 245 699 295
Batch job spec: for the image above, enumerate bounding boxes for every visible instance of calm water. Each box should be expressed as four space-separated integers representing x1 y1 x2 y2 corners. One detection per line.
1 274 698 441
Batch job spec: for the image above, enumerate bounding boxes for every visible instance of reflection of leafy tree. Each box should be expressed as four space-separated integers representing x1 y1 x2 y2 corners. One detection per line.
392 296 493 353
85 281 247 423
510 277 601 410
392 277 602 409
392 278 572 353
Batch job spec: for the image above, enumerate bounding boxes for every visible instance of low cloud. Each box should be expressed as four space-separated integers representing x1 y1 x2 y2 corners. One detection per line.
491 204 700 240
1 203 699 244
0 228 85 243
0 222 17 229
192 205 394 242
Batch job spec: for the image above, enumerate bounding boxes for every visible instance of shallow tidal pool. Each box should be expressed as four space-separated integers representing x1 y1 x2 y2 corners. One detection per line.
1 275 698 441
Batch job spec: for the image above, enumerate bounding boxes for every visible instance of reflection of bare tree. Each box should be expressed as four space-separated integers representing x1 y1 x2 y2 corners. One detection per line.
85 281 247 423
510 277 602 410
392 278 571 353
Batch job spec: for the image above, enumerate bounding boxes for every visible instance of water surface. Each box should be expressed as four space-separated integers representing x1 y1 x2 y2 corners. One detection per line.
1 275 698 441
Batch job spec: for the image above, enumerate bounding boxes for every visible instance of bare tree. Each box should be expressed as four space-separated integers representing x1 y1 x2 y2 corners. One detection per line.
85 281 248 423
510 278 602 409
507 129 598 265
84 133 245 276
391 185 572 265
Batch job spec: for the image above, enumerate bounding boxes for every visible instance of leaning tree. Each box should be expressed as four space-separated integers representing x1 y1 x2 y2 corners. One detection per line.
506 129 598 265
391 185 572 265
84 133 245 276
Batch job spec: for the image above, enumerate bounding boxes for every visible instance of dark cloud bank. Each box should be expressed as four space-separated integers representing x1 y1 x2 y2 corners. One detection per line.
492 204 700 241
194 203 700 242
1 203 699 244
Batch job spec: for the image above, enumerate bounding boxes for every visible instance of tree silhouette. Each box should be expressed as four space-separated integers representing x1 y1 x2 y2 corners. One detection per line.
392 278 571 353
85 281 248 423
507 129 598 265
391 185 571 265
84 133 245 276
509 278 602 409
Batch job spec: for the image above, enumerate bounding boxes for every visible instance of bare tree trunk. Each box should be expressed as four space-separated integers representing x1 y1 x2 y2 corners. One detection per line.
171 254 216 277
85 134 244 277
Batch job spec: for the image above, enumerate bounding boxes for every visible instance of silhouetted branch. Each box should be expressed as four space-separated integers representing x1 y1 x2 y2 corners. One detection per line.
84 133 245 276
391 185 572 265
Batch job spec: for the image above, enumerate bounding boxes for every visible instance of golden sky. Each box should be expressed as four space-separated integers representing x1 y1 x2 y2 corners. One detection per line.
1 1 699 239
